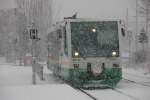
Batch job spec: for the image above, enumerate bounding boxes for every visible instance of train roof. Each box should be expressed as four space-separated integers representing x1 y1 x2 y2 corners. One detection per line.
64 18 122 22
47 18 124 35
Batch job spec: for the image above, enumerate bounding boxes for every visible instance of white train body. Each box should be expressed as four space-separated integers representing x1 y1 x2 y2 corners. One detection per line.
47 18 126 88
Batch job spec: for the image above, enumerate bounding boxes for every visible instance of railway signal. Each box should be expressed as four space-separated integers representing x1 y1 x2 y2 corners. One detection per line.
29 25 40 85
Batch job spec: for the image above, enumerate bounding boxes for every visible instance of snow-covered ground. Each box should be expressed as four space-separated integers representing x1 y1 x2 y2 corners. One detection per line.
0 58 92 100
123 68 150 84
116 79 150 100
0 57 150 100
0 65 32 87
85 89 134 100
84 67 150 100
0 57 64 87
0 84 92 100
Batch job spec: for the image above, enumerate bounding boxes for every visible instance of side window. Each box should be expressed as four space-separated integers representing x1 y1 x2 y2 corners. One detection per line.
121 28 125 37
63 27 68 55
57 29 62 39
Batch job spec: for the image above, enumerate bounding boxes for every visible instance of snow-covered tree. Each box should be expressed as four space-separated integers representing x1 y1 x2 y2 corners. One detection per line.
138 28 148 45
0 9 18 62
136 28 148 62
16 0 53 62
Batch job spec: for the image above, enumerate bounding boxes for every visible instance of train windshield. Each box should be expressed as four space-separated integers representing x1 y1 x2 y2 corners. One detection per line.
71 21 119 57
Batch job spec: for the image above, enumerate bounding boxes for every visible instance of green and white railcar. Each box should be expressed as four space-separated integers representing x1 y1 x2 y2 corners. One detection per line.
47 18 126 88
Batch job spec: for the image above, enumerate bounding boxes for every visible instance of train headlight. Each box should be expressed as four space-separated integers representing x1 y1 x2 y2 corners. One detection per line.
92 28 96 33
112 51 117 56
74 52 79 57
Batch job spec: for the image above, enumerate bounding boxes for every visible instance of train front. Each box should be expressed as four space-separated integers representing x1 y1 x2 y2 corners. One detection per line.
69 20 122 89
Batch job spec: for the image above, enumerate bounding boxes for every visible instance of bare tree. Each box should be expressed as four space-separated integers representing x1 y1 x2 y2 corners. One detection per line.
136 28 148 62
15 8 28 65
15 0 53 62
0 9 19 62
132 0 150 63
140 0 150 34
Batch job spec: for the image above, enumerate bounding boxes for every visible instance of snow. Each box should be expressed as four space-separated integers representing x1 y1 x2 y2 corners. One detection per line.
0 84 92 100
84 67 150 100
123 67 150 85
123 67 150 78
0 59 63 87
116 67 150 100
85 89 133 100
0 65 32 87
0 57 150 100
116 80 150 100
0 59 92 100
0 65 64 87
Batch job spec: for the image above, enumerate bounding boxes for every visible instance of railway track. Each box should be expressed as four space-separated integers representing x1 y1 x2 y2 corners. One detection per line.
68 82 142 100
77 88 98 100
110 78 150 100
123 72 150 80
51 71 149 100
123 78 150 87
53 73 148 100
66 82 98 100
48 74 145 100
112 88 141 100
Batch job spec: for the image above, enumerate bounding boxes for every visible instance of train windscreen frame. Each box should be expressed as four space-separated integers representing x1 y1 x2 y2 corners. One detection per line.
71 21 119 57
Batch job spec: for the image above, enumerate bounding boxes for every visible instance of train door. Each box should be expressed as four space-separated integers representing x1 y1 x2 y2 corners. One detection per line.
87 63 92 75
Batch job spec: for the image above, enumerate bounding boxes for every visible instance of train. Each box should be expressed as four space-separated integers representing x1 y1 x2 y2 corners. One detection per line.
46 18 126 89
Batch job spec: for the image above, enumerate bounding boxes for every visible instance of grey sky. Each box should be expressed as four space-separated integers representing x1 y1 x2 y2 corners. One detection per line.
53 0 135 21
0 0 16 9
0 0 135 21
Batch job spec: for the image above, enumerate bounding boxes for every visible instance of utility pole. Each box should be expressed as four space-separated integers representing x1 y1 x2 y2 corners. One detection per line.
135 0 139 53
32 37 36 85
145 3 149 51
126 8 129 32
30 23 40 85
126 8 130 66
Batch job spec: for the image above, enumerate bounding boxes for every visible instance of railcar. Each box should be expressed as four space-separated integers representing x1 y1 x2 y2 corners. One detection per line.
47 18 126 88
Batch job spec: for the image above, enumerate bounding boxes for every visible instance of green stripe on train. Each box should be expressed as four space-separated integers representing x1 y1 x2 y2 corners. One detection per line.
68 67 122 88
50 64 122 88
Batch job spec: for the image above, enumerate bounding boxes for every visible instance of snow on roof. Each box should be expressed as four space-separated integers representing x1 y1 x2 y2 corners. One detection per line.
65 18 121 23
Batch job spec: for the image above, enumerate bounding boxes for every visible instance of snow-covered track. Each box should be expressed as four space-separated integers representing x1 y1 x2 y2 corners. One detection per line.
68 85 98 100
68 83 141 100
123 78 150 87
112 88 141 100
124 72 150 80
63 80 98 100
82 87 142 100
77 88 98 100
